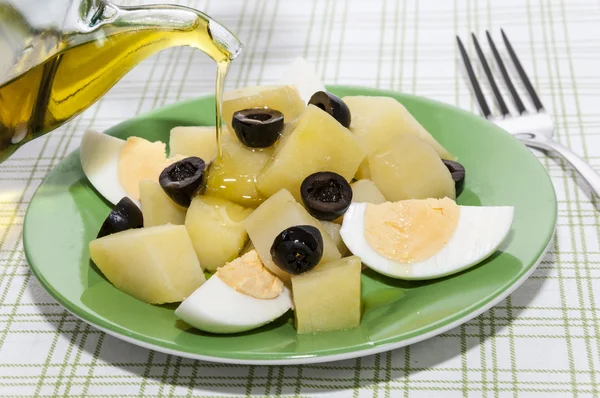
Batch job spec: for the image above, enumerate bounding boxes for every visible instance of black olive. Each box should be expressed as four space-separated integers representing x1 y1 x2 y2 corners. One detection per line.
308 91 351 128
270 225 323 275
300 172 353 221
159 157 205 207
443 159 466 196
231 108 284 148
97 197 143 238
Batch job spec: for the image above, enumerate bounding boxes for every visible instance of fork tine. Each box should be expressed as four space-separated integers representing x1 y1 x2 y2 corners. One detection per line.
486 31 527 114
501 29 544 111
456 36 492 118
471 33 509 116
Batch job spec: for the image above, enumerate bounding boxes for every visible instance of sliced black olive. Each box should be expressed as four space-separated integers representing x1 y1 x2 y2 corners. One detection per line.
300 171 353 221
270 225 323 275
97 197 143 238
231 108 284 148
443 159 465 196
159 157 205 207
308 91 351 128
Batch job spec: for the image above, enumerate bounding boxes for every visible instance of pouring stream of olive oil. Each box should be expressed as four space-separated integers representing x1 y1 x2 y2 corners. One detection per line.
0 8 237 161
214 62 229 158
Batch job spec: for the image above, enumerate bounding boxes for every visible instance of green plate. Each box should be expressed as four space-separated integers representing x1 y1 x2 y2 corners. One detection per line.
23 86 557 364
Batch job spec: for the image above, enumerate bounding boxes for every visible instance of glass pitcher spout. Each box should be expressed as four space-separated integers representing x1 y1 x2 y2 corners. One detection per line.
103 3 243 62
0 0 243 163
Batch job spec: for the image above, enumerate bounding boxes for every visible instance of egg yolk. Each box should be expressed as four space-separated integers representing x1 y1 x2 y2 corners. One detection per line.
216 250 283 299
117 138 188 200
364 198 460 263
118 137 169 200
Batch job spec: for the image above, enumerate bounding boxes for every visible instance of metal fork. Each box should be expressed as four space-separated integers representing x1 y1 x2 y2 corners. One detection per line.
457 30 600 198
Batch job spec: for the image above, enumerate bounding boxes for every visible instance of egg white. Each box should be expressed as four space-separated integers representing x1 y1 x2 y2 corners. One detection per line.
175 275 293 334
80 129 138 207
277 57 326 104
340 202 514 280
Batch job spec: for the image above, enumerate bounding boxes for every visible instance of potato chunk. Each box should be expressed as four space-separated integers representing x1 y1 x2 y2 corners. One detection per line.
369 135 456 201
292 256 362 334
205 131 272 208
343 96 454 179
257 105 365 201
222 85 305 133
243 189 341 282
343 95 453 158
185 196 253 271
319 220 349 256
354 159 371 180
139 180 186 227
89 224 205 304
169 126 217 161
350 179 387 204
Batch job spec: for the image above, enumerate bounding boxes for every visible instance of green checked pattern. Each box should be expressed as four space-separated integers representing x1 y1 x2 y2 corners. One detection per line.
1 0 600 396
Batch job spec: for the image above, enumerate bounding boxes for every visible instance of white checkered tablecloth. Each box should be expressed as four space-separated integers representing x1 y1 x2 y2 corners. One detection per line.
2 0 600 396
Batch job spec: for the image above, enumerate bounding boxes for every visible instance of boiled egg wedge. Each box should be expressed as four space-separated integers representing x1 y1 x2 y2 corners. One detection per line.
175 250 292 334
80 130 176 207
80 130 131 206
340 198 514 280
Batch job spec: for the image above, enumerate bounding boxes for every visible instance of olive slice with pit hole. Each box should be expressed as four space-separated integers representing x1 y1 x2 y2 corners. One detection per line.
270 225 324 275
300 171 353 221
443 159 465 196
159 157 205 207
231 108 284 148
97 197 143 238
308 91 351 128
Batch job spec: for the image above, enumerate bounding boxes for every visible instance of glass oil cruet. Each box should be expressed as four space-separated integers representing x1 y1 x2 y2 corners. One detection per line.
0 0 243 163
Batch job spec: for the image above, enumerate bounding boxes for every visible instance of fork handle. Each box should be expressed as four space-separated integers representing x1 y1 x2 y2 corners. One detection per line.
520 134 600 198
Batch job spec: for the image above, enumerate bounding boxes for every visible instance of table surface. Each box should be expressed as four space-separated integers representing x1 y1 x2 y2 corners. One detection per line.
2 0 600 396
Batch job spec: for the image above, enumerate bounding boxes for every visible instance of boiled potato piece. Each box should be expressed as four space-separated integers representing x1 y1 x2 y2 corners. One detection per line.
350 179 387 204
243 189 341 282
257 105 366 201
222 85 305 133
169 126 217 161
369 134 455 201
185 196 253 271
319 220 349 256
89 224 205 304
331 180 386 224
240 240 255 255
343 95 453 159
292 256 362 334
205 130 272 208
343 96 454 178
354 159 371 180
139 180 186 227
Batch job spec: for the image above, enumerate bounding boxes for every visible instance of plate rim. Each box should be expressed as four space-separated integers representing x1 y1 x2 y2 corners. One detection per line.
43 236 553 365
23 85 558 365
